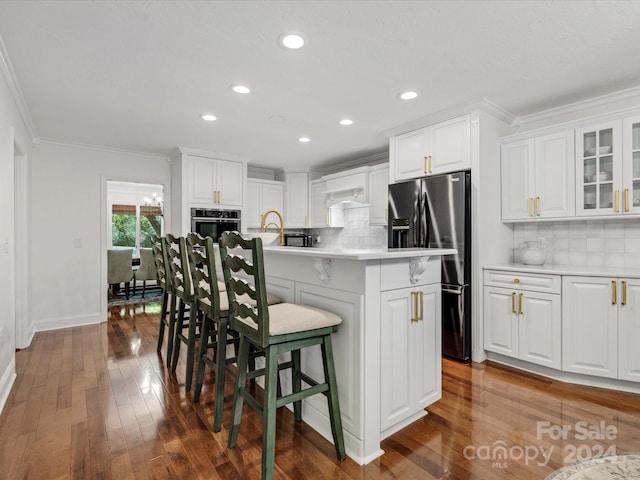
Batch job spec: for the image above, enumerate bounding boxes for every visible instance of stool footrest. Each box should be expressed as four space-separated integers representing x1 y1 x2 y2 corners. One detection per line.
276 382 328 409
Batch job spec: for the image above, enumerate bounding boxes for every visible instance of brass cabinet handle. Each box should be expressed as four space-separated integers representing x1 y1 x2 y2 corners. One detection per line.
536 196 541 216
423 156 428 174
518 293 524 315
419 291 424 321
213 190 217 203
615 190 620 212
428 155 432 173
325 212 329 225
411 291 419 322
622 280 627 306
625 189 630 212
511 292 516 314
612 280 617 305
529 197 533 217
514 278 520 284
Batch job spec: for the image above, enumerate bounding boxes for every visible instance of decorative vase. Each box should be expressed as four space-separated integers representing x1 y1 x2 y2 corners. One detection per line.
519 241 547 265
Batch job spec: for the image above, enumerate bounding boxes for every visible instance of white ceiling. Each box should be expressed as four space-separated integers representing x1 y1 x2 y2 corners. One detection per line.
1 1 640 172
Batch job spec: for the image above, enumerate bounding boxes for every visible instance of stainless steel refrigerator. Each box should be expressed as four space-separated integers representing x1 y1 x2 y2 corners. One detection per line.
388 171 471 361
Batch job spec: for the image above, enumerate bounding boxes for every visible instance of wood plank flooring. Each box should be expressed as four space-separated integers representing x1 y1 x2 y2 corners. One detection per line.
2 302 640 479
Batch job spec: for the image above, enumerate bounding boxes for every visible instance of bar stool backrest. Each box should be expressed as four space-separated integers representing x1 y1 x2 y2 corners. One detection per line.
166 233 192 302
186 232 224 319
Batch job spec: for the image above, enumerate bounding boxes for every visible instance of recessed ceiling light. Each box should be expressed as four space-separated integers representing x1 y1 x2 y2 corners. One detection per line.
280 33 305 49
298 137 311 143
201 114 217 121
339 119 353 126
399 91 418 100
232 85 251 94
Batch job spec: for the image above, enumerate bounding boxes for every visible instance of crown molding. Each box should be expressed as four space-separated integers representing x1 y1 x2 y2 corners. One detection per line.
171 146 251 163
38 138 168 160
0 33 37 140
384 97 516 137
511 85 640 132
321 149 388 175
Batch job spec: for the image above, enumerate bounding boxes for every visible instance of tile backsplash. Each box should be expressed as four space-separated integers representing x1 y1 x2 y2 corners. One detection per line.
513 219 640 268
311 204 386 249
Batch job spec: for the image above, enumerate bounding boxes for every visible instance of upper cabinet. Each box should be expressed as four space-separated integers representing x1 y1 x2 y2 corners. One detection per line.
283 172 309 228
501 130 575 220
368 164 389 226
623 115 640 214
246 179 284 229
389 114 471 183
188 155 244 207
309 179 329 228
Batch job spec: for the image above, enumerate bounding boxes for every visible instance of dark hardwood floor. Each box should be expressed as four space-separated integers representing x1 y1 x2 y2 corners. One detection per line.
2 302 640 479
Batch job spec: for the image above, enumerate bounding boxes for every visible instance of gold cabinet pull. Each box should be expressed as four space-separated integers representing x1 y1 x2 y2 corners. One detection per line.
615 190 620 212
419 291 424 321
622 280 627 306
213 190 217 203
518 293 524 315
411 291 419 322
513 278 520 284
325 212 329 225
423 156 428 174
529 197 533 217
511 292 516 314
624 189 630 212
612 280 617 305
536 196 541 216
428 155 432 173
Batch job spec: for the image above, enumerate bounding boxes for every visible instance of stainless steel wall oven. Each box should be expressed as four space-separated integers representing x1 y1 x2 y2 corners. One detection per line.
190 208 241 242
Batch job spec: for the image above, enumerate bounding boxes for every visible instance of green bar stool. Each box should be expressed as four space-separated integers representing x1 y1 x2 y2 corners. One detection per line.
219 231 346 480
151 235 173 364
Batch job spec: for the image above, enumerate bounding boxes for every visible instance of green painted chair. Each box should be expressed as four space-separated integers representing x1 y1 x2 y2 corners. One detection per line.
166 233 199 390
219 231 346 480
151 234 173 364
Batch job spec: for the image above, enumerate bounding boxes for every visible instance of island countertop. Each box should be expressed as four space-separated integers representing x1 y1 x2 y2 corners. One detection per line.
262 245 457 260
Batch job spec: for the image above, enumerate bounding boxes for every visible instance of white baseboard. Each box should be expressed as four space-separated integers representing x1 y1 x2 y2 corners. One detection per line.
0 357 16 415
34 312 103 333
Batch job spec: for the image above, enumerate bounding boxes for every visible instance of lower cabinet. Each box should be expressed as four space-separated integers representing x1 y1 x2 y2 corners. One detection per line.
563 276 640 381
483 270 561 370
380 283 441 432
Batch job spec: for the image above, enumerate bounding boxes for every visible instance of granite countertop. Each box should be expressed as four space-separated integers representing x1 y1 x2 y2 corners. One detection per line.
262 245 457 261
484 263 640 278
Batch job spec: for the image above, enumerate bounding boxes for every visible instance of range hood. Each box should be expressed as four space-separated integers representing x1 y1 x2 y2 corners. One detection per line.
321 168 369 207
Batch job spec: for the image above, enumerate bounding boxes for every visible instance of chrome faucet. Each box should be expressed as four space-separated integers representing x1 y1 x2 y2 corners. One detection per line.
260 209 285 246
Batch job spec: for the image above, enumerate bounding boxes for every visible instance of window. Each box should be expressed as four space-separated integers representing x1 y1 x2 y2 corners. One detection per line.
111 204 163 252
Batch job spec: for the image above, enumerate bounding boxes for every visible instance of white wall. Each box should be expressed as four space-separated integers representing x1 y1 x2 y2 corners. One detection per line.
0 53 32 413
30 142 171 331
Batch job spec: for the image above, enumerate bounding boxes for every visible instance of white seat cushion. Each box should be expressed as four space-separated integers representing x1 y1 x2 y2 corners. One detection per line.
236 303 341 336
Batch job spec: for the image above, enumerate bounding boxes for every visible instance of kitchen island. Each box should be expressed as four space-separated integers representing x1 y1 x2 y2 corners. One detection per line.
257 245 456 464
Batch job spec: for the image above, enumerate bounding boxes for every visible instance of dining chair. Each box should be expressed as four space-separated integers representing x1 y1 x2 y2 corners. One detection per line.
107 248 134 299
219 231 346 480
151 235 173 363
134 247 157 297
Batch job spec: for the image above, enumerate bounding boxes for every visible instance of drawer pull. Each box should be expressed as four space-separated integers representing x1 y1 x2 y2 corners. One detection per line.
513 278 520 284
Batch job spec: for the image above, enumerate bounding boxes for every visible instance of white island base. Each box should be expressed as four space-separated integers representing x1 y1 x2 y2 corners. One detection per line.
259 246 455 465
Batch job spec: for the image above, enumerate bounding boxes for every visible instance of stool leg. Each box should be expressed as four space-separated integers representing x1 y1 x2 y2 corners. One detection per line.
157 290 168 353
321 334 346 461
171 299 186 372
192 313 211 403
184 301 199 392
166 293 177 367
228 335 250 449
291 349 302 422
212 316 228 433
262 345 279 480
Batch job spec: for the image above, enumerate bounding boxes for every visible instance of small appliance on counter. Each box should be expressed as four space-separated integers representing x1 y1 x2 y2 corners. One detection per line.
284 233 314 247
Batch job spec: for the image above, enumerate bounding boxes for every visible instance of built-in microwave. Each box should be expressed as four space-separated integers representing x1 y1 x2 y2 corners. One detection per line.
190 208 241 242
284 233 314 247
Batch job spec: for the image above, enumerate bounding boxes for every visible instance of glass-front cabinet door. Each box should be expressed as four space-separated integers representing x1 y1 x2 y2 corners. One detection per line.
623 115 640 214
576 120 623 216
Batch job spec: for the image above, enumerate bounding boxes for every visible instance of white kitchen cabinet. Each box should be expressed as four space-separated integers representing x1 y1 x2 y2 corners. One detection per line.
309 179 329 227
245 179 284 228
380 283 440 433
283 172 309 228
188 155 244 207
368 164 389 225
389 114 470 182
501 130 575 220
622 115 640 215
563 276 640 381
484 270 561 369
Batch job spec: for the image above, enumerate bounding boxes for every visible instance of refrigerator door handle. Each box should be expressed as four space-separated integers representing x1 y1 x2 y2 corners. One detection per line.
442 285 466 295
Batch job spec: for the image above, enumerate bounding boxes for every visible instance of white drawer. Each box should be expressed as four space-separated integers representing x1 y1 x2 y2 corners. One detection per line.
484 269 561 294
380 256 440 291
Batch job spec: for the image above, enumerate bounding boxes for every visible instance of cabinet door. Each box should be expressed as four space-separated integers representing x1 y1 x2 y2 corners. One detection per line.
309 180 328 227
519 291 561 369
622 115 640 214
188 155 216 204
534 130 575 218
562 276 617 378
368 166 389 226
390 127 428 182
284 172 309 227
262 182 284 216
618 278 640 381
380 284 440 430
483 286 518 358
501 140 535 220
216 159 243 206
576 121 622 216
429 114 471 175
246 180 262 228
